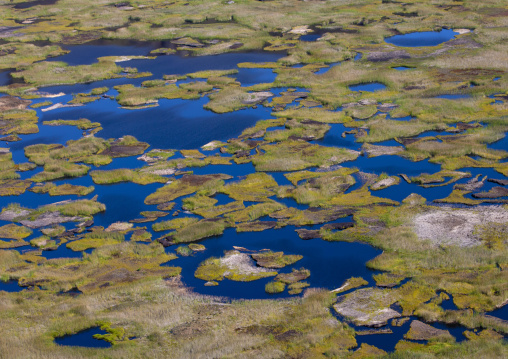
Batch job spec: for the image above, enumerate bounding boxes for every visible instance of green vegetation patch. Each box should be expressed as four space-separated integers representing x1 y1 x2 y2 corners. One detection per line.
253 141 358 172
0 223 32 240
251 251 303 269
43 118 101 130
173 219 227 243
30 236 57 250
226 201 285 223
288 281 310 295
40 225 66 238
221 173 278 202
191 200 244 218
0 43 67 70
12 58 123 87
145 174 231 205
278 169 357 206
265 281 285 294
0 179 31 196
30 183 94 196
66 231 125 251
152 217 199 232
115 83 201 107
90 169 167 185
275 268 310 284
130 229 152 242
195 250 277 282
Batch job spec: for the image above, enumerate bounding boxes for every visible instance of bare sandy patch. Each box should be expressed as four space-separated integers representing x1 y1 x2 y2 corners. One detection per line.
414 206 508 247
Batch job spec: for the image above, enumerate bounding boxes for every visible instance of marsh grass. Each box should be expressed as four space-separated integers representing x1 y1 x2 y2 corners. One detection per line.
90 169 167 185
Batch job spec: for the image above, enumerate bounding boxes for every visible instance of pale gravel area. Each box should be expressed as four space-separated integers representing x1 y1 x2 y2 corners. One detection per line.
371 176 399 190
333 288 401 327
220 251 274 275
413 206 508 247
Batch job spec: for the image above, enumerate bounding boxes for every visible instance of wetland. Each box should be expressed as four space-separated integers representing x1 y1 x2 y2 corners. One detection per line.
0 0 507 358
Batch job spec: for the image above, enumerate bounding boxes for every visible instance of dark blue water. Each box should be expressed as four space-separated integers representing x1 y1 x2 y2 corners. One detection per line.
266 171 294 186
311 123 361 150
41 244 86 259
489 133 508 151
315 62 341 75
385 29 458 47
348 155 440 177
493 77 501 81
0 40 503 324
0 70 11 86
349 315 467 352
392 66 413 71
390 115 413 121
236 68 278 86
349 83 386 92
38 96 272 150
9 122 83 165
49 40 160 65
435 94 471 100
353 318 415 352
118 51 284 81
300 34 321 42
54 327 111 348
488 304 508 321
171 226 381 299
440 294 459 311
0 280 23 292
39 51 283 95
374 177 449 203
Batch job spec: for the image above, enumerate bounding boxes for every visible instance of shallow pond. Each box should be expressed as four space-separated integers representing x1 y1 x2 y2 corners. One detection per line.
300 34 322 42
171 225 382 300
385 29 458 47
334 306 469 353
349 82 386 92
0 280 23 292
0 70 11 86
435 94 471 100
39 96 272 150
54 327 111 348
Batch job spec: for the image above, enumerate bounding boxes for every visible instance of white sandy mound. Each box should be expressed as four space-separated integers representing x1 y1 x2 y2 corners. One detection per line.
413 206 508 247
